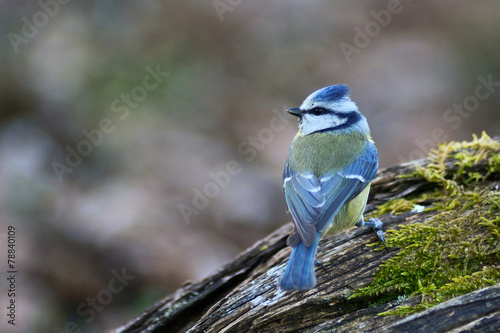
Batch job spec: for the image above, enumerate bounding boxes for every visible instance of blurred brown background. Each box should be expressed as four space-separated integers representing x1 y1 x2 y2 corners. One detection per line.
0 1 499 332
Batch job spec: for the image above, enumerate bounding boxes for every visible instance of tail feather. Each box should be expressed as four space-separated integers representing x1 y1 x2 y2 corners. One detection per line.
280 235 320 290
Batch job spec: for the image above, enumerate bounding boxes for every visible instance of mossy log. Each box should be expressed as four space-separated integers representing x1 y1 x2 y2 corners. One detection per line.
110 134 500 333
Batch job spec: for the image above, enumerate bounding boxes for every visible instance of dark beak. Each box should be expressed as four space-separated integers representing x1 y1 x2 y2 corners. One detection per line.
286 107 302 117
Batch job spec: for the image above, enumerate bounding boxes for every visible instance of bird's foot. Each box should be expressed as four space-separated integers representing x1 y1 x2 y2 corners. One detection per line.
358 217 388 249
315 259 328 272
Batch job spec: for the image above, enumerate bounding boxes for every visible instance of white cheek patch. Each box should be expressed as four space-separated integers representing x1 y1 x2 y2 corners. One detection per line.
300 114 347 135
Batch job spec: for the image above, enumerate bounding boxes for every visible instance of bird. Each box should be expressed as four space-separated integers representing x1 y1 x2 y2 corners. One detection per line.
280 84 386 290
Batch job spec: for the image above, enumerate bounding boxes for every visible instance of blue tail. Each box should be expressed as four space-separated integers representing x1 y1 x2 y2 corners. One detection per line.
280 234 321 290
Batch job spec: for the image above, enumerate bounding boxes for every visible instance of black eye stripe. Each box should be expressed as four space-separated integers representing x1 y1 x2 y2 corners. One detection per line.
305 107 352 119
306 107 329 116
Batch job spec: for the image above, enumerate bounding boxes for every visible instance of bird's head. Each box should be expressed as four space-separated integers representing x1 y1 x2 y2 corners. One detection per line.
287 85 369 136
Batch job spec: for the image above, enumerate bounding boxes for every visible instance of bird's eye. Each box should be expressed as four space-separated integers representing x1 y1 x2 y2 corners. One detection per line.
311 108 325 116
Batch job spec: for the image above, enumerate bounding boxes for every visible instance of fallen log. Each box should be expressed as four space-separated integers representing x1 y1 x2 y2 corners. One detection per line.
110 133 500 333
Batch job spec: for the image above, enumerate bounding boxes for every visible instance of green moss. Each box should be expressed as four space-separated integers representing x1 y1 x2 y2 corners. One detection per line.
371 192 441 217
351 132 500 316
417 131 500 193
372 198 417 216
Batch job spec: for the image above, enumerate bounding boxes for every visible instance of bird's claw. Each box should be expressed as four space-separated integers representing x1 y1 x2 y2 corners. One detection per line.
315 259 328 272
362 217 388 249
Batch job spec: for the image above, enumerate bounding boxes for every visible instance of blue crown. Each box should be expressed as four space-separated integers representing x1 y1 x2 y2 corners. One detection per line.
313 85 350 102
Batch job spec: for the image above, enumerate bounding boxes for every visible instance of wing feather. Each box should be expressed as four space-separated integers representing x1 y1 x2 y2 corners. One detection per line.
283 165 324 246
284 142 379 246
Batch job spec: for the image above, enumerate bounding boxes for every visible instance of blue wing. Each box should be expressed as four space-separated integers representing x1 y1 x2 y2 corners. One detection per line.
284 143 378 246
316 143 378 231
283 164 325 246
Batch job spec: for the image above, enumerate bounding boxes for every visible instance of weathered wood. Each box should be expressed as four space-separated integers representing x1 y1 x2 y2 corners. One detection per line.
385 284 500 333
110 143 500 333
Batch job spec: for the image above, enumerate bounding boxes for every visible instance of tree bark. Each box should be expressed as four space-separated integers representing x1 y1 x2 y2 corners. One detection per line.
110 146 500 333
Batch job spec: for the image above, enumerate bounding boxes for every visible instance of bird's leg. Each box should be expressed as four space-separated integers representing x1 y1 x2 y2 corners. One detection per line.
315 259 328 272
356 217 388 249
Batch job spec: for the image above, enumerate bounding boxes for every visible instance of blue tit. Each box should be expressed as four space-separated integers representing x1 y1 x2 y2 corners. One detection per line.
280 84 386 291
